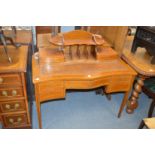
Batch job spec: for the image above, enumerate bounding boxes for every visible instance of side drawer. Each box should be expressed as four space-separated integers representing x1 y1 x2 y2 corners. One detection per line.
2 113 28 128
38 81 65 102
0 73 22 86
0 87 24 100
0 100 26 113
105 75 132 93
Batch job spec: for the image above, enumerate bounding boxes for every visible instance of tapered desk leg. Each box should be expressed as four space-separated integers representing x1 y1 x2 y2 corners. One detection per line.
35 85 42 129
126 75 146 114
36 102 42 129
118 90 130 118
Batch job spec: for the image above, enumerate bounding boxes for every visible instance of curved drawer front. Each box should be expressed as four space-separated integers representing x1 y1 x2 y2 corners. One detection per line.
0 100 26 113
0 87 24 100
0 74 22 87
2 113 28 128
38 81 65 102
65 78 108 89
105 75 133 93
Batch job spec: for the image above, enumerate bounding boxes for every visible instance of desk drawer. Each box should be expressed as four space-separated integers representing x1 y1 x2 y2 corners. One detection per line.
38 81 65 102
0 100 26 113
0 74 22 86
65 78 108 89
0 87 24 100
2 113 28 128
105 75 132 93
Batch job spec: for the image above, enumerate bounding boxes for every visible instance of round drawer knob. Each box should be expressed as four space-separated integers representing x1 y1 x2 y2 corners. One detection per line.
12 90 17 96
5 104 11 109
9 118 14 124
17 117 22 122
0 77 4 83
14 103 20 109
2 90 8 96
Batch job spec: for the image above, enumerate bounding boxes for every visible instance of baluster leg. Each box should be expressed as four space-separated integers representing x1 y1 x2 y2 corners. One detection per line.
126 75 146 114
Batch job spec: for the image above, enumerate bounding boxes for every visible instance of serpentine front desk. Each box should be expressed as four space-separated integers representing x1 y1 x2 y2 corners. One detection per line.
32 30 136 128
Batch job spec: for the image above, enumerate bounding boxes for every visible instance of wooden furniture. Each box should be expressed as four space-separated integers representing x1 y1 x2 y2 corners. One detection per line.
0 26 21 63
138 78 155 129
35 26 61 51
32 30 136 128
142 78 155 117
90 26 128 55
0 46 31 128
131 26 155 64
121 47 155 114
139 117 155 129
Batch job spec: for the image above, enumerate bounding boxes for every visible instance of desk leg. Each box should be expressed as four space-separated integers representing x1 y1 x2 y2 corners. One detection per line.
126 75 146 114
36 101 42 129
35 85 42 129
118 90 130 118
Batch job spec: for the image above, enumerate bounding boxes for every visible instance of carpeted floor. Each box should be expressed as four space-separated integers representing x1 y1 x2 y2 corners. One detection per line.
32 90 153 129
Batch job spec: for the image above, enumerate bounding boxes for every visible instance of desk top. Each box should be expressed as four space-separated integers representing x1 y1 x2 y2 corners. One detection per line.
32 49 136 84
122 48 155 76
3 30 32 45
0 46 28 73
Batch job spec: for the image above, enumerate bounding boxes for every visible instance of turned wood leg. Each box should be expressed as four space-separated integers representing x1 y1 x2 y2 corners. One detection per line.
118 91 130 118
126 75 146 114
148 100 155 118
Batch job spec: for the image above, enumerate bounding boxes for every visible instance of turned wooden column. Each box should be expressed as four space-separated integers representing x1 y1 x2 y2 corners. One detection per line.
126 75 147 113
121 47 155 115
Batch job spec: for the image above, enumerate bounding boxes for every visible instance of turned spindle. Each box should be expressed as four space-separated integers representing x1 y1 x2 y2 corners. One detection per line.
126 75 146 114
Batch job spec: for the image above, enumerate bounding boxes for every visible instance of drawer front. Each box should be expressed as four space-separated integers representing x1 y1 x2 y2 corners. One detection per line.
105 75 132 93
0 87 24 99
0 74 22 86
65 78 108 89
2 113 28 128
38 81 65 102
0 100 26 113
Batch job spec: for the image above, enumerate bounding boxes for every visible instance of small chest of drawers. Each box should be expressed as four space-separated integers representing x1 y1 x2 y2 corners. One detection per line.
0 46 31 128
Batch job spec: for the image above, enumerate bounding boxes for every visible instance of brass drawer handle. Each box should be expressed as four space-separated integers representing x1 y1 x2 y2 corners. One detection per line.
12 90 17 96
9 118 14 124
9 117 22 124
0 77 4 83
17 117 22 123
5 104 11 109
14 103 20 109
5 103 20 110
2 90 8 96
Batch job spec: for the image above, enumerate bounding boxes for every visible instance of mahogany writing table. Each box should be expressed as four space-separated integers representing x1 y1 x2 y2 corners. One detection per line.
32 30 136 128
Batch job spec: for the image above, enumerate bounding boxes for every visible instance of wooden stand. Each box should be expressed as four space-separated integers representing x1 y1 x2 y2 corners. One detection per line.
0 46 31 128
122 48 155 113
33 30 136 128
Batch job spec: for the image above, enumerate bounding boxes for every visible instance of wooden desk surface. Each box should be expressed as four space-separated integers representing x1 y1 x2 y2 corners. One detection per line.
122 48 155 76
3 30 32 45
0 46 28 73
32 50 136 84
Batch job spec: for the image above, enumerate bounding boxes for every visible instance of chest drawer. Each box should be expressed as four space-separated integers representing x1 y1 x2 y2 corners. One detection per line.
0 100 26 113
0 87 24 100
2 113 28 128
0 73 22 86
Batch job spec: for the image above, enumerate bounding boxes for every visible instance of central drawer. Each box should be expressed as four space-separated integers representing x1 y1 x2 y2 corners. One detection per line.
0 87 24 100
0 99 26 113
